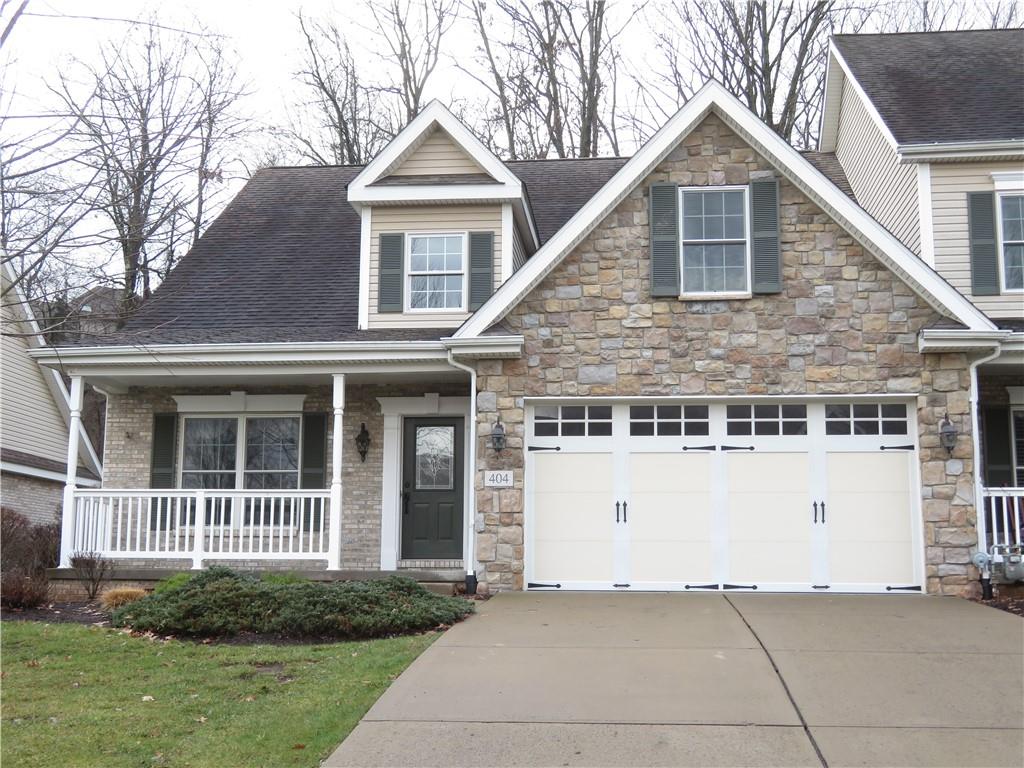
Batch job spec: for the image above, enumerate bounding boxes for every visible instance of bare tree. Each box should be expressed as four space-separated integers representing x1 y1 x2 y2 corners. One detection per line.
289 14 394 165
869 0 1020 31
369 0 456 123
50 22 244 314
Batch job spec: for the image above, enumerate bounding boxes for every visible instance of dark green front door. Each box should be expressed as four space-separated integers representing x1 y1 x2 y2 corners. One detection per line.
402 417 464 559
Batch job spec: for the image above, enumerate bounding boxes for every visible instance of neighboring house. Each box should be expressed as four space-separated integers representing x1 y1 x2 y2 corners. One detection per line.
821 28 1024 569
28 34 1023 597
71 286 124 339
1 267 103 525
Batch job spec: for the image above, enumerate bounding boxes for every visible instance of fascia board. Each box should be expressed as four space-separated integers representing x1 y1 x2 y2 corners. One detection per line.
828 43 900 151
348 183 522 205
817 48 845 152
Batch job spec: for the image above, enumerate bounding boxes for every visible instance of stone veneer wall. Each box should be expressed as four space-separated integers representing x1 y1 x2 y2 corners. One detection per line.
101 382 465 570
0 472 63 525
472 113 981 596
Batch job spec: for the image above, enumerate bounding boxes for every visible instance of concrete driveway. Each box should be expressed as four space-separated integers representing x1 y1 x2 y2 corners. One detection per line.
327 593 1024 767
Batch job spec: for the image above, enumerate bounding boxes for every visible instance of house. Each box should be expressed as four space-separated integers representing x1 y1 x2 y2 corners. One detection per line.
820 29 1024 576
2 267 103 525
28 30 1023 597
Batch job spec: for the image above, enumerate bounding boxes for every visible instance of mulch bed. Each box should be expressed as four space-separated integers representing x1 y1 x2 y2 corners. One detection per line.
974 595 1024 618
1 602 110 626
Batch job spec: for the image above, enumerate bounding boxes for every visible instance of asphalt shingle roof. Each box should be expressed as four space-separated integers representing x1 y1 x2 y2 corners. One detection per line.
833 29 1024 145
99 158 627 346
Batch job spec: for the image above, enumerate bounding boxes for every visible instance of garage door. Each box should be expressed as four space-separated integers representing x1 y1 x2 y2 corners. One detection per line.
525 400 922 593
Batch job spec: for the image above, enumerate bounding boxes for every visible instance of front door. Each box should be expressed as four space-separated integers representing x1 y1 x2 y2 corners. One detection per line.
402 417 464 559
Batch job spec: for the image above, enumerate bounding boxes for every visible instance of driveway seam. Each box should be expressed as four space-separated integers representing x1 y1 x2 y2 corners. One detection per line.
725 595 829 768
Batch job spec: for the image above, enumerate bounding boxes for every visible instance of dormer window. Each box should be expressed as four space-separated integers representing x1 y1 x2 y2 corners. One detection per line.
408 233 466 310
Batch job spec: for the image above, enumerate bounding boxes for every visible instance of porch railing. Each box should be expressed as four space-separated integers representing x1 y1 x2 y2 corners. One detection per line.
981 487 1024 562
68 489 332 569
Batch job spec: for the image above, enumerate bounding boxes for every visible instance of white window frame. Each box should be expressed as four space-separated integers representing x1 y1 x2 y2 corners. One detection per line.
1011 407 1024 487
177 413 304 494
996 190 1024 294
404 231 469 312
678 185 753 299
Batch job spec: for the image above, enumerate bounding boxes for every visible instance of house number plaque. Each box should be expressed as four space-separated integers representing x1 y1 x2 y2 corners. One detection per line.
484 470 514 488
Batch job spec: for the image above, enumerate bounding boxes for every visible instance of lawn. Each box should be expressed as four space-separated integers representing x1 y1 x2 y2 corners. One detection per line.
1 621 437 768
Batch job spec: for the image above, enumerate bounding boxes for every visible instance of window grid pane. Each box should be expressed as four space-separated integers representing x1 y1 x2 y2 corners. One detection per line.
629 404 710 437
680 189 748 294
408 234 464 309
243 417 300 488
533 405 613 437
825 402 908 436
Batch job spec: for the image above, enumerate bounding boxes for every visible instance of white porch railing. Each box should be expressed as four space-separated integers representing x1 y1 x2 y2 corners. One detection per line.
69 489 332 569
981 487 1024 561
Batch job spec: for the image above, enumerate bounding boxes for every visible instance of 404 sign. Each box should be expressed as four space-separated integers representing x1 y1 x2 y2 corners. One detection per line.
483 470 514 488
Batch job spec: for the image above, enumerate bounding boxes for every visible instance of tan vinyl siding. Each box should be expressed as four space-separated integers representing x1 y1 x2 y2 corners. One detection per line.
834 79 921 254
368 204 502 328
391 128 485 176
512 223 528 272
931 161 1024 318
0 300 69 465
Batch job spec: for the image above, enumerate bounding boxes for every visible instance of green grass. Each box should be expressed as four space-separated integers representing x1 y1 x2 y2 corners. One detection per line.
1 621 437 768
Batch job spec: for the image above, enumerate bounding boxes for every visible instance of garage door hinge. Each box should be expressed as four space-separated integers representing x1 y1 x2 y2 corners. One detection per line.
527 582 562 589
682 445 717 452
612 583 631 588
720 445 755 452
527 446 561 452
812 584 830 589
722 583 758 590
880 444 914 451
885 584 922 591
685 583 720 590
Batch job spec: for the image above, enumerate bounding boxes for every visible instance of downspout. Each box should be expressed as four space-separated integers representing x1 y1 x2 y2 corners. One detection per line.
968 343 1003 599
447 350 478 594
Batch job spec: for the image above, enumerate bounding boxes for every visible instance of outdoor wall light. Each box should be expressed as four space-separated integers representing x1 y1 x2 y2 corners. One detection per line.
939 413 958 456
355 423 371 462
491 419 506 453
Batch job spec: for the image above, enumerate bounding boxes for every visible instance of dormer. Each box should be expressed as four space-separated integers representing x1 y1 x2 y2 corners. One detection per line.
348 102 539 330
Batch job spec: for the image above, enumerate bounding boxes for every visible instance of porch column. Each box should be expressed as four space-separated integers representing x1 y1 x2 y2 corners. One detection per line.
328 373 345 569
59 375 84 567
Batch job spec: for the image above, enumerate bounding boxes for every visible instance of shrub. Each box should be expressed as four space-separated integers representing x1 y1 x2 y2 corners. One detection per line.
112 569 473 639
152 572 194 595
70 552 113 600
1 508 60 576
1 570 50 609
260 571 307 585
100 587 147 610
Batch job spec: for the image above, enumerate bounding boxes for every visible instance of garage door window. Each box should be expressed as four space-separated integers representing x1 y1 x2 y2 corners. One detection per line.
825 403 908 435
534 405 612 437
726 404 807 435
629 404 710 436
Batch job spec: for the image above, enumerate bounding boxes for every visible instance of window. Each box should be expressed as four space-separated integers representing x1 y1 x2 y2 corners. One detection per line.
680 187 749 295
998 194 1024 292
408 234 465 310
629 404 710 436
1012 410 1024 486
534 405 612 437
180 416 301 490
727 404 807 436
825 403 908 436
415 425 455 490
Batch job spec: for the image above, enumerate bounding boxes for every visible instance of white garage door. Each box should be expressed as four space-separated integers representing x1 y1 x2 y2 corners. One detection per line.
525 400 922 593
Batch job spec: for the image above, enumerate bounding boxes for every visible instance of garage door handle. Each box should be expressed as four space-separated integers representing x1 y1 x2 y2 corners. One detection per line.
820 502 826 523
615 501 620 523
813 501 818 523
622 501 627 522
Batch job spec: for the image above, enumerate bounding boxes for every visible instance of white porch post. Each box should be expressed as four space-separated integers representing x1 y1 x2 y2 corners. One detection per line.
328 373 345 569
59 375 84 567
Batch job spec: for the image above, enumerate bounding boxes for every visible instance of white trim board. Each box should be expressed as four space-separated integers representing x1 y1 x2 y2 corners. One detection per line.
172 393 306 413
454 81 996 338
1 461 101 487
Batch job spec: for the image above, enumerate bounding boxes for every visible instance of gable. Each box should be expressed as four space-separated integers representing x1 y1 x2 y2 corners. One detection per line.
456 82 994 337
390 127 487 178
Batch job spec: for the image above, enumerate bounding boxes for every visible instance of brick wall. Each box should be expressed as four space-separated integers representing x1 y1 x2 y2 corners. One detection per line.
1 472 63 525
471 113 981 596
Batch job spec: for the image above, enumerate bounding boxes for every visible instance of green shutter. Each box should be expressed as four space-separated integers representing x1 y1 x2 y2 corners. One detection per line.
750 178 781 294
378 233 404 312
468 231 495 310
968 192 999 296
150 413 177 489
649 183 679 296
300 413 328 489
981 406 1013 487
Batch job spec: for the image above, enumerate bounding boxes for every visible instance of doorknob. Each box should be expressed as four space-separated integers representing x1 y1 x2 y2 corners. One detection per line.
403 492 410 515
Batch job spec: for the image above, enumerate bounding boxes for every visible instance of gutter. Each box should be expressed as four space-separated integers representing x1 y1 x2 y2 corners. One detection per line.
918 329 1011 353
446 350 479 594
968 343 1004 595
